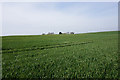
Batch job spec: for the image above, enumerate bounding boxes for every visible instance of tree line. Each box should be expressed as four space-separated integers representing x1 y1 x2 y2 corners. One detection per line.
42 32 74 35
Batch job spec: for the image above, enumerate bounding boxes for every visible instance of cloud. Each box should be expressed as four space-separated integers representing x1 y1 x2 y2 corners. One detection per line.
2 2 118 35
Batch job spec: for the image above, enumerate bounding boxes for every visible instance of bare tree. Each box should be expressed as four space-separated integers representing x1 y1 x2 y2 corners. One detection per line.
66 32 69 34
42 33 45 35
70 32 74 34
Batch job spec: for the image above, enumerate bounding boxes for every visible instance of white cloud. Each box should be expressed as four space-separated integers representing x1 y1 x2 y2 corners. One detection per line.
2 2 118 35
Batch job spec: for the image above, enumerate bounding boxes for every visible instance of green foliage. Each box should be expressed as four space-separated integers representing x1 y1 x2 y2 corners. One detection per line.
2 31 119 79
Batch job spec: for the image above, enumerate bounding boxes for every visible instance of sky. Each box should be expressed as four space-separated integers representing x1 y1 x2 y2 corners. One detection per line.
2 2 118 36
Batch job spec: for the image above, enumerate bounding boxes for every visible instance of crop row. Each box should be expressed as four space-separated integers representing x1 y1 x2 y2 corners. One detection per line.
2 41 93 53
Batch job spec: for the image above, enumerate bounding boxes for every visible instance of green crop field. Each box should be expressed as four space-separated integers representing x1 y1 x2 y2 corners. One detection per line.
2 31 119 79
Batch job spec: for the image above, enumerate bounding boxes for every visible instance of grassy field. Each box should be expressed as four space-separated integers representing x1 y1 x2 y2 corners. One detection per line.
2 31 119 79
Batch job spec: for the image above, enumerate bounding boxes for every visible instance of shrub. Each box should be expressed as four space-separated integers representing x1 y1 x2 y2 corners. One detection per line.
47 32 54 35
59 32 62 34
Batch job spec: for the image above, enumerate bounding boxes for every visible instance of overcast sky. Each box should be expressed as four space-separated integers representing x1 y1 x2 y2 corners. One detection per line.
2 2 118 36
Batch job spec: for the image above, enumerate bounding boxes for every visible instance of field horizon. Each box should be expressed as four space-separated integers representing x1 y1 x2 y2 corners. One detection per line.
2 31 119 79
1 30 118 37
1 1 118 79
